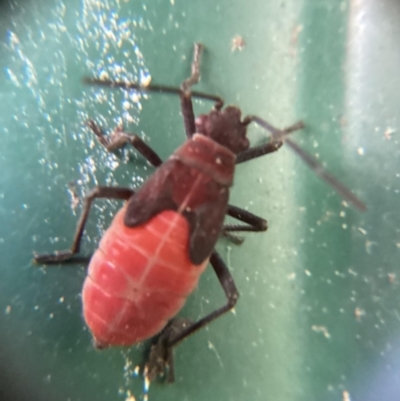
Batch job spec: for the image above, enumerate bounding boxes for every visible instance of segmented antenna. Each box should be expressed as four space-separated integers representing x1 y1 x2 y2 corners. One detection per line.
248 115 366 212
83 78 366 211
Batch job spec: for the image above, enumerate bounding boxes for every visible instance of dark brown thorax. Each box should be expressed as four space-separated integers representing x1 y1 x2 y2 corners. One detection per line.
195 106 250 155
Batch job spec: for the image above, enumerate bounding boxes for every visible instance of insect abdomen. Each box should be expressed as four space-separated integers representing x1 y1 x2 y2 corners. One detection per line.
82 207 208 347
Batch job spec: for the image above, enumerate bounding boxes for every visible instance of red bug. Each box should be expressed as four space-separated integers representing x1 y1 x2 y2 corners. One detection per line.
34 44 366 381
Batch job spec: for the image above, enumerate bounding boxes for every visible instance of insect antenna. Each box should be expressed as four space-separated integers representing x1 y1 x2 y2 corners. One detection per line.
83 77 223 105
247 115 367 212
83 78 366 211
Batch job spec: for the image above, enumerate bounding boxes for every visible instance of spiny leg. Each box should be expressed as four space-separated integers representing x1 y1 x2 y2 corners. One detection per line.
243 115 366 211
87 120 163 168
33 186 134 264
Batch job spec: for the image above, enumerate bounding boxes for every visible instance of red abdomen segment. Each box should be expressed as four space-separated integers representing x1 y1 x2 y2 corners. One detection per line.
82 207 208 347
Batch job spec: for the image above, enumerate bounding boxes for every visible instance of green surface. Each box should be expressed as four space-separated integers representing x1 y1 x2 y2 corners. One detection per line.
1 0 400 400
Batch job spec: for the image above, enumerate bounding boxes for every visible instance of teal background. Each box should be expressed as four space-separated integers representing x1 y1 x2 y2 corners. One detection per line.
1 0 400 400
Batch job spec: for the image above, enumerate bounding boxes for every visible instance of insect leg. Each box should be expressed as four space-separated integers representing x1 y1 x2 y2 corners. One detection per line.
222 204 268 245
166 251 238 347
236 120 304 164
145 318 192 383
224 204 268 232
33 186 134 264
87 120 162 167
144 252 237 382
179 43 224 138
181 42 204 93
180 43 203 138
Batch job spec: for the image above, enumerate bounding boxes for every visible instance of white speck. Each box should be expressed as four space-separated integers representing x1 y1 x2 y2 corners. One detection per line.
123 101 130 110
287 273 296 280
342 224 347 229
171 0 175 4
208 341 224 367
339 211 346 218
8 31 20 46
125 390 136 401
384 127 395 140
215 157 222 164
305 269 311 276
311 325 331 338
357 147 365 155
140 72 152 87
231 35 245 52
342 390 351 401
59 297 64 303
357 227 367 235
99 71 109 80
130 93 140 103
354 307 365 320
123 358 132 372
5 305 11 314
49 313 54 319
365 240 377 254
6 68 21 87
143 366 150 392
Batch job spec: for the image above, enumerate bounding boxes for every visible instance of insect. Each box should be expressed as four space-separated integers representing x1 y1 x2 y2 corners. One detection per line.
34 43 366 382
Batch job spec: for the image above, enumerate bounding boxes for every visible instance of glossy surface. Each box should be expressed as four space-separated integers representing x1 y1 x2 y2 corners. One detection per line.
1 0 400 400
